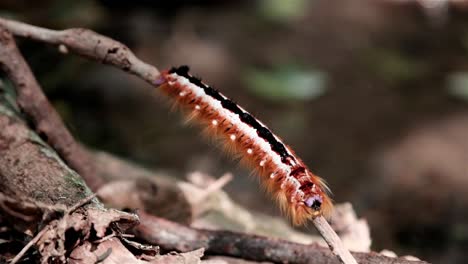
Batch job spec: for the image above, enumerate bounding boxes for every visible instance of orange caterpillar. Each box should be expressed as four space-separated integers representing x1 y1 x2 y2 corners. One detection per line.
156 66 332 225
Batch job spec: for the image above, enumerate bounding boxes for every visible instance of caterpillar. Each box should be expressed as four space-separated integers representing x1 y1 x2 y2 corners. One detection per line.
156 66 333 225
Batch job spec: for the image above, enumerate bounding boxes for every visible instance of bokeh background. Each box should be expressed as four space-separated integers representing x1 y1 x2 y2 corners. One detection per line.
2 0 468 263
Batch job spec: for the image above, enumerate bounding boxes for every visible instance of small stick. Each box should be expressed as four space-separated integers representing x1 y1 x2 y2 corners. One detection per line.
10 226 49 264
313 216 358 264
95 232 116 244
0 17 160 86
194 173 233 203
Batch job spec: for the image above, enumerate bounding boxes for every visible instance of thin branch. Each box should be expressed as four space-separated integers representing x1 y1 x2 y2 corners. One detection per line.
135 211 428 264
0 17 160 86
193 172 233 204
10 226 50 264
313 216 357 264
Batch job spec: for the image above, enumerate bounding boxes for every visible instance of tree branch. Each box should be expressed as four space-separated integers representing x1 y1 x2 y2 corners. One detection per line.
0 17 160 86
135 211 428 264
313 216 357 264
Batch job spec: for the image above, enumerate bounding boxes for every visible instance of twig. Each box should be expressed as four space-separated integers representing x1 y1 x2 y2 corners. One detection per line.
94 232 116 244
10 225 50 264
135 211 429 264
194 172 233 204
313 216 357 264
0 17 160 86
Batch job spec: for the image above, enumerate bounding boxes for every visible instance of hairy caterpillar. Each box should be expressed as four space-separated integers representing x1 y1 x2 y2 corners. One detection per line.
156 66 333 225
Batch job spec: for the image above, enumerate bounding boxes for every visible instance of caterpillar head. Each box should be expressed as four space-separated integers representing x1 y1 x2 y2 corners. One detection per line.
304 193 324 217
289 190 332 225
279 176 333 225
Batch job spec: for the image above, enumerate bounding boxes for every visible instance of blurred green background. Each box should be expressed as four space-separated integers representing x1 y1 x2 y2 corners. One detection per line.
2 0 468 263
